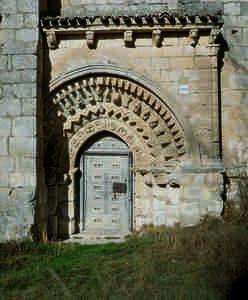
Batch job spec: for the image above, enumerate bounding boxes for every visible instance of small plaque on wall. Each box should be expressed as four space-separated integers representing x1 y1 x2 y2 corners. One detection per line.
179 85 189 95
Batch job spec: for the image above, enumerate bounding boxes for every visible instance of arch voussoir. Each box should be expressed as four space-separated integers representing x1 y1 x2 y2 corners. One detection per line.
50 74 186 168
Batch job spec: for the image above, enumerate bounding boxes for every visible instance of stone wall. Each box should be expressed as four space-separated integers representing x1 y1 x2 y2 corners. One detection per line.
0 0 247 241
48 31 219 159
61 0 222 16
61 0 177 16
0 0 39 241
41 10 225 236
221 1 248 206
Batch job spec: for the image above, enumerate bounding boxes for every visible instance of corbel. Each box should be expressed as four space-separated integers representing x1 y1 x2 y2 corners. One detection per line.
86 31 96 49
46 30 58 49
209 28 221 45
188 28 199 47
124 30 134 47
152 29 162 48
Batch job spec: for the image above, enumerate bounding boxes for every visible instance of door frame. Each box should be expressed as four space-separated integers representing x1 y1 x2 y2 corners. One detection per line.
79 139 133 234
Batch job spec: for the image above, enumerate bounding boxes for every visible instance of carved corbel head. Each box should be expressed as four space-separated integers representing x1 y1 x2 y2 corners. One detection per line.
209 28 221 45
46 31 58 49
189 29 199 47
86 31 96 49
124 30 135 47
152 29 162 48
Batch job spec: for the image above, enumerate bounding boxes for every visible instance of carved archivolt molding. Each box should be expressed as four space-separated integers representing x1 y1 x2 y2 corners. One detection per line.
69 118 153 169
51 75 186 170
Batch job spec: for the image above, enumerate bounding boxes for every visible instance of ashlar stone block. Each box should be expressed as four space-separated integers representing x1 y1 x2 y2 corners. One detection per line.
0 100 22 117
0 56 8 71
16 29 38 43
0 118 11 136
1 14 23 29
12 117 36 137
21 99 36 116
23 14 39 28
17 0 38 13
0 157 14 172
0 138 8 155
15 156 35 172
0 30 16 50
12 55 36 70
0 173 9 187
9 173 36 188
224 3 241 16
1 0 17 13
9 137 36 155
13 84 37 98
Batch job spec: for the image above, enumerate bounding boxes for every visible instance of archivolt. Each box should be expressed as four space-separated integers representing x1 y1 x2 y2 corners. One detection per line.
50 74 186 170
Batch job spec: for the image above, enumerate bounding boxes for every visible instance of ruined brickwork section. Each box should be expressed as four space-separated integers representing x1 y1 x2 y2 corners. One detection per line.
0 0 39 241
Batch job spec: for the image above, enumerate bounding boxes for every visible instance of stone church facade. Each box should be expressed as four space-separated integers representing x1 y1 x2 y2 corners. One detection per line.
0 0 247 241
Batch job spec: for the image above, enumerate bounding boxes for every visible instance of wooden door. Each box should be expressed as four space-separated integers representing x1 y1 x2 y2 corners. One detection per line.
80 135 132 235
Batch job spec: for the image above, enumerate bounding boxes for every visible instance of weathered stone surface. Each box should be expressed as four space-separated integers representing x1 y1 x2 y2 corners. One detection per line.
1 0 17 13
0 138 8 155
0 118 11 136
0 30 16 49
0 14 23 29
0 157 15 172
22 98 36 115
9 137 36 155
12 55 36 70
12 117 36 137
0 100 22 117
0 56 8 71
17 0 38 13
23 14 38 28
16 29 38 43
0 0 247 242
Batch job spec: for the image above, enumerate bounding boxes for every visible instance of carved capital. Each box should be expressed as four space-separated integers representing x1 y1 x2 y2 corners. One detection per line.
188 29 199 47
124 30 134 47
46 31 58 49
86 31 95 49
152 29 162 48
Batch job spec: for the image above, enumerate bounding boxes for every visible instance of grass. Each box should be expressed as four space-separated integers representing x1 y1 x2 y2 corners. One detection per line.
1 216 248 300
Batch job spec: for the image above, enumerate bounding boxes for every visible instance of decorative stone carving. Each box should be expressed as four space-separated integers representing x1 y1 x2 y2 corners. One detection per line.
209 28 221 45
46 31 58 49
50 75 186 173
124 30 134 47
85 31 95 49
188 29 199 47
152 29 163 47
41 14 223 30
69 118 153 169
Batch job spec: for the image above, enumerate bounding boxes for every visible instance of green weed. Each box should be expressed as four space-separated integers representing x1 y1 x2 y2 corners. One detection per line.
1 217 248 299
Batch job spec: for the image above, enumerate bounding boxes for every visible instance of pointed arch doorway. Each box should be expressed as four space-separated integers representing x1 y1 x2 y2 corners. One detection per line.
79 133 133 236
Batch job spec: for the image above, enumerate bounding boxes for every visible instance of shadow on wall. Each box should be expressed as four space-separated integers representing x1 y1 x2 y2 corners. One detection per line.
228 274 248 300
40 0 61 16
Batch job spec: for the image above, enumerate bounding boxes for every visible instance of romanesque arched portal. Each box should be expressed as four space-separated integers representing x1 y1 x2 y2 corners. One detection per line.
45 69 188 238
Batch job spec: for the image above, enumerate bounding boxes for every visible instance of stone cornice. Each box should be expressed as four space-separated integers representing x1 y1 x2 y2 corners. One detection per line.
41 14 223 49
40 13 223 32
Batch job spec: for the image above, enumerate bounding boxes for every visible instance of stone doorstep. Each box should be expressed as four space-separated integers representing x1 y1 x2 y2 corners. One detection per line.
64 233 126 244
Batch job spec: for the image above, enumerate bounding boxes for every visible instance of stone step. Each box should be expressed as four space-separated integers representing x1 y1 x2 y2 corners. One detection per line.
64 233 126 244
